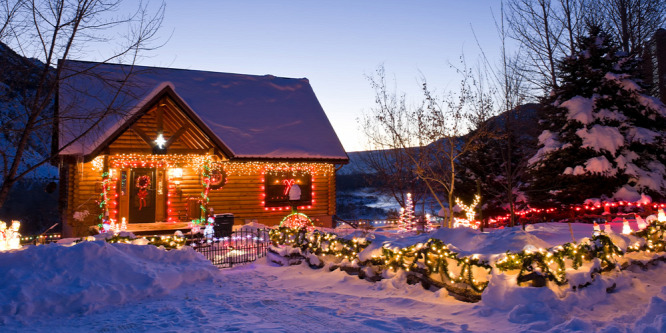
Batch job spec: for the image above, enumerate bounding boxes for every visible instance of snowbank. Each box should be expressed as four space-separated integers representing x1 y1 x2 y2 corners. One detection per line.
0 241 218 324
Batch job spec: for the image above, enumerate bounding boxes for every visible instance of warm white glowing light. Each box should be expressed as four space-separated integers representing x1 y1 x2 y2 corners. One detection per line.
154 134 167 149
170 168 183 178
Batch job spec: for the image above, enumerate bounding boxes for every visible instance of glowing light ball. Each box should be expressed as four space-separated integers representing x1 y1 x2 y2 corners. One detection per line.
279 212 314 230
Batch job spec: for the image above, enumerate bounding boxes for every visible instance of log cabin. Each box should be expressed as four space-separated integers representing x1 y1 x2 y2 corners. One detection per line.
56 61 348 237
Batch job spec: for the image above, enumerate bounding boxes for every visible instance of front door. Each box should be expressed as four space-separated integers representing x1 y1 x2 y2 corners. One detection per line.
130 168 156 223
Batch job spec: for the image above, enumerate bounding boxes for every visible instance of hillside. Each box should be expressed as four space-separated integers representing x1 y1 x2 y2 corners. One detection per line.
337 104 541 220
0 42 58 234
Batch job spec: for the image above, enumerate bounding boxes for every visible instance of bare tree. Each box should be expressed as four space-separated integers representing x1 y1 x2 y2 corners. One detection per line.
479 6 531 227
0 0 165 209
594 0 666 55
507 0 665 94
0 0 23 40
360 68 427 209
507 0 563 92
556 0 588 55
362 66 493 228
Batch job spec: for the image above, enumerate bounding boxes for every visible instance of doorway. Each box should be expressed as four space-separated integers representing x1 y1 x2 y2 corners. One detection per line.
129 168 156 223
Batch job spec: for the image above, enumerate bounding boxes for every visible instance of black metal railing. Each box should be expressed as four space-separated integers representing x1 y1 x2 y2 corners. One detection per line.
188 228 270 268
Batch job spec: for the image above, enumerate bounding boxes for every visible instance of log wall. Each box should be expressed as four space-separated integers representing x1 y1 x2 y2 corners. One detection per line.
62 158 337 237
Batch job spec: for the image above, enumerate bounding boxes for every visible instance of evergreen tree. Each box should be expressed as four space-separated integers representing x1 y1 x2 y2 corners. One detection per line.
459 104 540 220
528 26 666 206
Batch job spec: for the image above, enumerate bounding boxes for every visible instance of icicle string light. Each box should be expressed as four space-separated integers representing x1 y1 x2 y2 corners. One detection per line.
91 154 335 176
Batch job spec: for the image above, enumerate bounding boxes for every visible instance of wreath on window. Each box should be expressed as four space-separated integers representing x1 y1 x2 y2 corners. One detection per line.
207 169 228 190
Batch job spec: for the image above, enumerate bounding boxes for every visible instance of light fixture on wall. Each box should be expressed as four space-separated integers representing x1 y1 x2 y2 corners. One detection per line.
170 168 183 179
154 133 167 149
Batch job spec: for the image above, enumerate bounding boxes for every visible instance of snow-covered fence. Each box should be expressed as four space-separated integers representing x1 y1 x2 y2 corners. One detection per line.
268 219 666 302
268 227 492 301
496 221 666 287
190 228 270 268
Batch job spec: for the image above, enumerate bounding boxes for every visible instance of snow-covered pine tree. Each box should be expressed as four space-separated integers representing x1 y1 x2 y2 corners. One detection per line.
528 26 666 206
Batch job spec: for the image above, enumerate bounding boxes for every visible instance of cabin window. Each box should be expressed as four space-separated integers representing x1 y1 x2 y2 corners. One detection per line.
264 172 312 208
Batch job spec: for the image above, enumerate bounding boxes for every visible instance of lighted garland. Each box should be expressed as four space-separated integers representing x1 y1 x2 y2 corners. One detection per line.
269 227 368 261
98 171 111 221
630 220 666 252
271 217 666 292
381 239 491 292
199 159 212 225
79 234 187 250
269 227 492 292
496 232 631 286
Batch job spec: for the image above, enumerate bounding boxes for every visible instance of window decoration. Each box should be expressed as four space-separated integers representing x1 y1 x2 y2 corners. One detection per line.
264 172 312 208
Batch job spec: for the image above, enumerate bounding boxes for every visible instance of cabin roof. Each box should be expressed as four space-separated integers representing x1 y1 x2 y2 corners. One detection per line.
57 60 349 162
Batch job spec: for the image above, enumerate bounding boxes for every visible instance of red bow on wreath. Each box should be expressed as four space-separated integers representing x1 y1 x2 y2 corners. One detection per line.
136 175 151 210
137 189 148 210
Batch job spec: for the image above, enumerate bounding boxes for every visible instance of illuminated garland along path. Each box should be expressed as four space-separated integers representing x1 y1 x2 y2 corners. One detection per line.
270 215 666 294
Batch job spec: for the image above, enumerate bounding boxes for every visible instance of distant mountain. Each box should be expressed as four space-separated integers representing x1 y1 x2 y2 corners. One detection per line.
336 104 541 220
340 104 541 176
0 41 56 180
0 42 59 234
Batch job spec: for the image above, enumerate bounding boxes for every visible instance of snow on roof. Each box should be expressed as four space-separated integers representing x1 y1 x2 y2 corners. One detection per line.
57 60 348 161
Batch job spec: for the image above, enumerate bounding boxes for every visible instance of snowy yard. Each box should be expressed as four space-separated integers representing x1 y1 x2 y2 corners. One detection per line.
2 223 666 332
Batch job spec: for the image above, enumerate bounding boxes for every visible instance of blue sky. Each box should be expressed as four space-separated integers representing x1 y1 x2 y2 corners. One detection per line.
100 1 509 152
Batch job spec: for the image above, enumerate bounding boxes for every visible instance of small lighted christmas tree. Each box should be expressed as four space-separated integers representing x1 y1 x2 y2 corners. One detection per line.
399 193 416 232
424 214 435 232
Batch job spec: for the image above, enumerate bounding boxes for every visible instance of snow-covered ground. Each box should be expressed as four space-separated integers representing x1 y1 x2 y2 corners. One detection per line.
2 223 665 332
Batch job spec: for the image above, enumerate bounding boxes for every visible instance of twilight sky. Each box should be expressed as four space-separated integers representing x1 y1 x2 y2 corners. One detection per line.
97 1 509 152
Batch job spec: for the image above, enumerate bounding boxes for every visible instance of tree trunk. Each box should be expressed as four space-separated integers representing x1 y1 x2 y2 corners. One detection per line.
0 179 15 211
448 160 456 228
619 0 630 53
